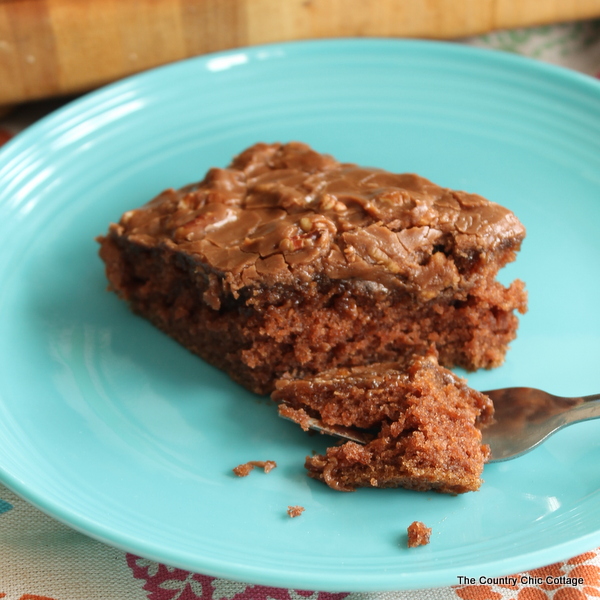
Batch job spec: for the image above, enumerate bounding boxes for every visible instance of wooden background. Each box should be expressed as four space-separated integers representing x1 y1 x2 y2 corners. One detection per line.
2 0 600 106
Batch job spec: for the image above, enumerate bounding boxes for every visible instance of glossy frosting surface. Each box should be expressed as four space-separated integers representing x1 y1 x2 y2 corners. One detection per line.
111 142 525 296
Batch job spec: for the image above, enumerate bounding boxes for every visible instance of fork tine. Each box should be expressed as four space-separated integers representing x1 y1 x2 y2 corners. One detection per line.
277 402 374 444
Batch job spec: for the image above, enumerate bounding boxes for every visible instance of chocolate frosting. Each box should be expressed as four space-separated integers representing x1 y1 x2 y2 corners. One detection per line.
109 142 525 298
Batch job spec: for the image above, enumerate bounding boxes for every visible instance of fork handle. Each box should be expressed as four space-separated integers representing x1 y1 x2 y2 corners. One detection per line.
561 393 600 425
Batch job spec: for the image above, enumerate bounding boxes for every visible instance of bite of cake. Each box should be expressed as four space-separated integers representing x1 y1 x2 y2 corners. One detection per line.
272 350 493 494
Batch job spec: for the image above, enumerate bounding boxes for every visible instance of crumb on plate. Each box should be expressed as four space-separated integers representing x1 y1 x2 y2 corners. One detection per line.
407 521 431 547
287 505 305 518
233 460 277 477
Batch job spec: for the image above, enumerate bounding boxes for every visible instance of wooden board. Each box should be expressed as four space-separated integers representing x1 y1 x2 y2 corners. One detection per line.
2 0 600 105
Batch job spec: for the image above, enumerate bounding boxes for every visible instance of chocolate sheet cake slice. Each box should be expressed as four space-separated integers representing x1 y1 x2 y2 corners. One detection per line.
272 351 493 494
98 142 526 394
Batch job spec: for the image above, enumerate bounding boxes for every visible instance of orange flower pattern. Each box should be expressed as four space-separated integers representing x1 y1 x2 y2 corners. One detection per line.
454 549 600 600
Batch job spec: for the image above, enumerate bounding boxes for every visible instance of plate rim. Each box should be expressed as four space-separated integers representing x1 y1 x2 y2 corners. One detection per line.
2 36 600 164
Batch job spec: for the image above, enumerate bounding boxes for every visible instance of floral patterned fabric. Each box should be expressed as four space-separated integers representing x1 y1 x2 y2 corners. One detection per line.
1 18 600 600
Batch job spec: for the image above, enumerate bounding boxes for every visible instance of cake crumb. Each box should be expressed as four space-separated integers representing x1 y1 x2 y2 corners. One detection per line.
287 505 305 518
278 403 312 431
233 460 277 477
407 521 431 548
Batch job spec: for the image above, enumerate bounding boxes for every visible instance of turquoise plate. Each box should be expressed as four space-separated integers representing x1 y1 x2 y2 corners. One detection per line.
1 39 600 592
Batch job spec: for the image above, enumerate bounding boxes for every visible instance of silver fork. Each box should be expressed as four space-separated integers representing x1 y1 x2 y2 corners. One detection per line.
278 388 600 462
481 388 600 461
